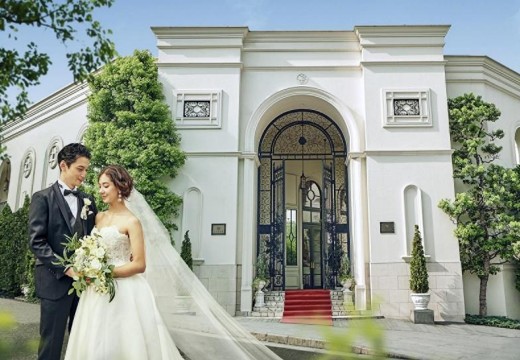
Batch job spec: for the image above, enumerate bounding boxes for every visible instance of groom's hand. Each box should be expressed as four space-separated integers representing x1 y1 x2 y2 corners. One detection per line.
65 268 77 278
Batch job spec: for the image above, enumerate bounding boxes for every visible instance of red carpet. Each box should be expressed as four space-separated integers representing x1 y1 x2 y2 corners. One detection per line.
281 290 332 326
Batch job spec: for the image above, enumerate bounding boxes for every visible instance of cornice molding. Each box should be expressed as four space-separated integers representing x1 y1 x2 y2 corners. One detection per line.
361 61 447 67
2 83 89 141
156 62 243 69
445 56 520 85
152 26 249 39
365 149 454 156
245 30 359 43
355 25 451 38
243 65 362 71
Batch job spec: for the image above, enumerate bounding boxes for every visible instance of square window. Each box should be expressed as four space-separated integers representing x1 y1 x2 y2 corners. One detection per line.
174 90 222 128
382 89 432 127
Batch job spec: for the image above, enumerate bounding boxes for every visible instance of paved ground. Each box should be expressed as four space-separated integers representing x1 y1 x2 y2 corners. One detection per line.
2 297 520 360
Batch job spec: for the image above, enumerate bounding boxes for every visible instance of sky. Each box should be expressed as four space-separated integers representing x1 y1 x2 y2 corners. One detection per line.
5 0 520 105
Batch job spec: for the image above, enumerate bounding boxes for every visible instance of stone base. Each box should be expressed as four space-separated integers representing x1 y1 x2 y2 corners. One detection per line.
411 309 434 324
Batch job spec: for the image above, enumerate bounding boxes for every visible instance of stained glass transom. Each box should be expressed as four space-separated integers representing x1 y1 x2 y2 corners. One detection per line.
259 110 346 157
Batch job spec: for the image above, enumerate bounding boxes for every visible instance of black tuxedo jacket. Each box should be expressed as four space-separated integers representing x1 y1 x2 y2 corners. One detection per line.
28 182 97 300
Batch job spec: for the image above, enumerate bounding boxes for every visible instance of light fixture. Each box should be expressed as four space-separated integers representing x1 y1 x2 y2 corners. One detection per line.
299 113 307 190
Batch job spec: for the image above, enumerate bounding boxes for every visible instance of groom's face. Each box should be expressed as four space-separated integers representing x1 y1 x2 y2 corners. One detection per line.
59 156 90 189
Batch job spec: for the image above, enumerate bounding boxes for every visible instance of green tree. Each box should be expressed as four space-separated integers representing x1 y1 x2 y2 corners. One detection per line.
84 50 185 231
409 225 429 293
181 230 193 270
439 93 520 316
0 0 116 124
0 0 117 160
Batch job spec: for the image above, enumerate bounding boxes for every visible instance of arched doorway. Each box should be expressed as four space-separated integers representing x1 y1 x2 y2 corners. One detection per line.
257 109 350 291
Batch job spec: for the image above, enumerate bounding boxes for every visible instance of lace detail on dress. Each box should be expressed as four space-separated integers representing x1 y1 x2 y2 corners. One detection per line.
93 226 131 266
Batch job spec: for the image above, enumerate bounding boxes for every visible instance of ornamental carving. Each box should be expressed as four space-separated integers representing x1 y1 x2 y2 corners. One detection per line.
48 144 60 169
393 99 420 116
23 156 32 178
184 101 211 118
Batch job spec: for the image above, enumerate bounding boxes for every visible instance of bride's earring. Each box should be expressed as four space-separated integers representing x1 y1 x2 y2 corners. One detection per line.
118 192 122 202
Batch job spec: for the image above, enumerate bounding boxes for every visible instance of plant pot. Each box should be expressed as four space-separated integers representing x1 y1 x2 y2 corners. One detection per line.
340 278 353 290
410 293 430 310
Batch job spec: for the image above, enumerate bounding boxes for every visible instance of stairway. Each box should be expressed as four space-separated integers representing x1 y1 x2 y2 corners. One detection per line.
281 289 332 325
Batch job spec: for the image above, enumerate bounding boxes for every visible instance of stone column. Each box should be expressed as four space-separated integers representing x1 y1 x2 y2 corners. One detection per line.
240 155 257 314
348 154 367 310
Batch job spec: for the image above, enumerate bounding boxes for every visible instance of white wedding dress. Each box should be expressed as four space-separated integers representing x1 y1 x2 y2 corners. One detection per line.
65 226 183 360
65 190 281 360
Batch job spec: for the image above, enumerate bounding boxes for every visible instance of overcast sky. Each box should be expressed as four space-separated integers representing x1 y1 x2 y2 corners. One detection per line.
4 0 520 104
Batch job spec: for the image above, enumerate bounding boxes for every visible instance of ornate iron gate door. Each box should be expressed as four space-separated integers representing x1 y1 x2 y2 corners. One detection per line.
268 161 285 290
322 161 342 289
257 109 350 292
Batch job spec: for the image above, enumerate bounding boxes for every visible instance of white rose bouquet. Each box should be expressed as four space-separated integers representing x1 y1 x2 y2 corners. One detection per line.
54 232 116 302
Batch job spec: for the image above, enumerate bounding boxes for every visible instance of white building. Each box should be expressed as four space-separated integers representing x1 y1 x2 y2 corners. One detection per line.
2 25 519 321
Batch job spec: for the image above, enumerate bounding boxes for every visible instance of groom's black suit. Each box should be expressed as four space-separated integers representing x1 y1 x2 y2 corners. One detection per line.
29 182 97 360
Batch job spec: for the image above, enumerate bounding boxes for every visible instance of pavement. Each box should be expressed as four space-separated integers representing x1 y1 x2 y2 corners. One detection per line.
2 297 520 360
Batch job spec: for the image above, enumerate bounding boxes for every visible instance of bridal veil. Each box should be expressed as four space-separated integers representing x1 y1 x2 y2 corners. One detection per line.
125 190 281 360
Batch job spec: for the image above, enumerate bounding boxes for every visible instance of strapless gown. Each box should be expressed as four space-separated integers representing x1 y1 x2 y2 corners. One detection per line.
65 226 182 359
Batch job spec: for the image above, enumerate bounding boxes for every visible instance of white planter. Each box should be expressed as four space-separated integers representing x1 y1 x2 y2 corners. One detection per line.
410 293 430 310
340 278 353 290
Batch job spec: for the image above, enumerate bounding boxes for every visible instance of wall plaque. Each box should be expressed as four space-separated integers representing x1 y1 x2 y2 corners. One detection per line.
380 222 395 234
211 223 226 235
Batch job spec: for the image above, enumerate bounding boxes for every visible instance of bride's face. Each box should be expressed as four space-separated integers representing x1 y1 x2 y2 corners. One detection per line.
98 174 118 204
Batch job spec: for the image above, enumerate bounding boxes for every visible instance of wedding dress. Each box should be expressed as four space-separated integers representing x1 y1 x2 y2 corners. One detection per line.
64 226 183 359
66 190 281 360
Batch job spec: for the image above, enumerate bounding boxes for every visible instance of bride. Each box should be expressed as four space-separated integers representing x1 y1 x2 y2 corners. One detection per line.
65 165 281 359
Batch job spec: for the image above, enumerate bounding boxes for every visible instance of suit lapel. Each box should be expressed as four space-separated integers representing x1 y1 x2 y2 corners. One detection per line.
52 182 74 234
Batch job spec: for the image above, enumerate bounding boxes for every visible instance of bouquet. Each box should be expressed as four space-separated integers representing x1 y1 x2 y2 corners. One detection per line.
54 231 116 302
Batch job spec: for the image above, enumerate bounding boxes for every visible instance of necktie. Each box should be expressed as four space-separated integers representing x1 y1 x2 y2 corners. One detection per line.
64 189 79 197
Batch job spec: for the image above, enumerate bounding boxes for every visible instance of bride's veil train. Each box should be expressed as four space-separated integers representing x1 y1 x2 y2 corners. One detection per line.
125 190 281 359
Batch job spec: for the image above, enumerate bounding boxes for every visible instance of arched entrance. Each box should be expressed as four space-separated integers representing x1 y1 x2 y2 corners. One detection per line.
257 109 350 291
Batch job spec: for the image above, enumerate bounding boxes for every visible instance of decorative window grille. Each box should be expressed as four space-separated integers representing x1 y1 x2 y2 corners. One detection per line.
174 90 222 128
23 156 33 178
383 89 432 127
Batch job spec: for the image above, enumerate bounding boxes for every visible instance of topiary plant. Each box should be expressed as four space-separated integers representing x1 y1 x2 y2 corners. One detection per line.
339 253 353 282
409 225 429 293
181 230 193 271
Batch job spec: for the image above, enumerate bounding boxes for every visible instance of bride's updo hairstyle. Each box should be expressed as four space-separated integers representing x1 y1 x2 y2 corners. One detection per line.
98 165 134 199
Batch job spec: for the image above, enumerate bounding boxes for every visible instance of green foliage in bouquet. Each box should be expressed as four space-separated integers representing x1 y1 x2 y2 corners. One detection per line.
54 232 116 302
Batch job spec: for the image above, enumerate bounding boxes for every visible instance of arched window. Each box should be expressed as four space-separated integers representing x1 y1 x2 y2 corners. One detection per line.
182 187 202 259
514 127 520 164
0 159 11 210
403 184 425 255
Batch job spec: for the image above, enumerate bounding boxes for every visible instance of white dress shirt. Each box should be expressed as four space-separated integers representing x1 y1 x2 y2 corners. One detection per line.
57 179 78 218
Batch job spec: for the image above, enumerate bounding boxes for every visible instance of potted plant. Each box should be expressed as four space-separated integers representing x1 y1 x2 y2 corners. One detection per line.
409 225 430 310
253 253 269 291
253 253 269 308
338 253 353 290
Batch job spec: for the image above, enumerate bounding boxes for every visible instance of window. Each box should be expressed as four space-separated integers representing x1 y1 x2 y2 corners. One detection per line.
285 209 297 266
383 89 432 127
173 90 222 128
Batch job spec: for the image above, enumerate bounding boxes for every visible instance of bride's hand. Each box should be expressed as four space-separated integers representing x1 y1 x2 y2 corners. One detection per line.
65 267 77 278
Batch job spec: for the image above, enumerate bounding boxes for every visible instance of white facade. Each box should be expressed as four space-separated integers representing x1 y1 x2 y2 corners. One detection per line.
2 25 519 321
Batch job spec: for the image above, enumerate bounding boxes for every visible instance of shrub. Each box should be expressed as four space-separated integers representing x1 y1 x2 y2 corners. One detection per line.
409 225 429 293
0 196 31 298
465 314 520 330
181 230 193 270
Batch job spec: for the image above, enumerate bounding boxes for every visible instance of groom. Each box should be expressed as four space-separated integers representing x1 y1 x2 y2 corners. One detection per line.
29 143 97 360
